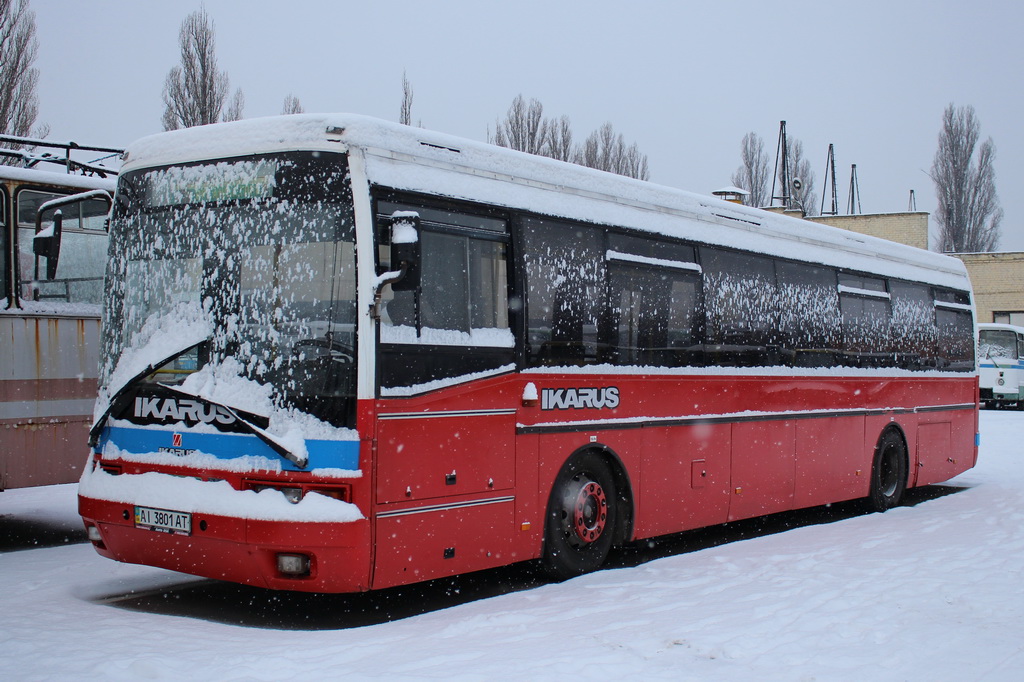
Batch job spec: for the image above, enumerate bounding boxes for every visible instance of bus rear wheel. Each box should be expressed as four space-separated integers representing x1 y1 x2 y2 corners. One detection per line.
866 429 908 512
542 452 617 580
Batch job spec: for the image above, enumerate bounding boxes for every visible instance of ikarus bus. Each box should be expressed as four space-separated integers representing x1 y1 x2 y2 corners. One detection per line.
79 115 978 592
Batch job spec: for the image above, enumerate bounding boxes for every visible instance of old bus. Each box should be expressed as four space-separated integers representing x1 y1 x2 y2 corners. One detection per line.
79 115 977 591
978 322 1024 409
1 137 118 492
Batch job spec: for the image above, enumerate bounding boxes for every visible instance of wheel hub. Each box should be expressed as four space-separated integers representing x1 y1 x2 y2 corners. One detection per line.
571 479 608 544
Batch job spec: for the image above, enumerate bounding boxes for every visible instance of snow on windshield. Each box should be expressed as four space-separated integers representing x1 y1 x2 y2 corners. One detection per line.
96 151 359 445
94 300 212 422
979 331 1017 359
179 357 356 445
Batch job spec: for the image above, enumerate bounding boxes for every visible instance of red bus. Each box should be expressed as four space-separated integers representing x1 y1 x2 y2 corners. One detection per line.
1 136 117 492
78 115 977 591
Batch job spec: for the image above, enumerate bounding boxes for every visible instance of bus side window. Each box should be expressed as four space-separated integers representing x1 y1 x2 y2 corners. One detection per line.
775 261 840 367
521 217 604 367
375 200 513 390
889 281 938 369
604 234 703 368
701 248 779 366
838 273 891 367
934 289 974 371
419 232 508 334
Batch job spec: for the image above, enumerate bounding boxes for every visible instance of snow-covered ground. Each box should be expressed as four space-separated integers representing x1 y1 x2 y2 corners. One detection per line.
3 410 1022 681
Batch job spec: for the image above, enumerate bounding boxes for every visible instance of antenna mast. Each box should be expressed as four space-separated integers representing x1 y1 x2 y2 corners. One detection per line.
846 164 862 215
820 143 839 215
770 120 791 209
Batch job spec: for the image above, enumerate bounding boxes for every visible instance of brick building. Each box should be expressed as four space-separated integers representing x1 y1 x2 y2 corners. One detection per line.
954 252 1024 325
810 212 929 251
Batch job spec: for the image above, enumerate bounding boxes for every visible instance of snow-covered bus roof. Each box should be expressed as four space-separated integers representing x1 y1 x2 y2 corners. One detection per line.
120 114 971 292
0 164 117 192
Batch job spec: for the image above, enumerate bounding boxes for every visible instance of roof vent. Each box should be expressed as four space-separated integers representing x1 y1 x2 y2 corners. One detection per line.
419 141 460 154
712 186 749 204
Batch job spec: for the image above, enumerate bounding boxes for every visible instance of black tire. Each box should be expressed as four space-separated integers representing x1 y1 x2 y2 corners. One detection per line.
541 452 617 580
866 429 908 512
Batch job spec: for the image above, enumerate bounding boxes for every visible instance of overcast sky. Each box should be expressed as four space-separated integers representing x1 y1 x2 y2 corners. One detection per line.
31 0 1024 250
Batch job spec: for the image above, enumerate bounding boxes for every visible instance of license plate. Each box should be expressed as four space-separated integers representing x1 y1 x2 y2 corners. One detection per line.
134 506 192 535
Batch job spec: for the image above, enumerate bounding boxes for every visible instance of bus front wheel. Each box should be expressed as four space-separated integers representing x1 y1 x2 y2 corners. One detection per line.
542 452 617 580
866 429 908 512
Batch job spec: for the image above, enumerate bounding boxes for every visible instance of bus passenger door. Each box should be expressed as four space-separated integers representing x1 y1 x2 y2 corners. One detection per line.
372 386 518 589
369 197 518 588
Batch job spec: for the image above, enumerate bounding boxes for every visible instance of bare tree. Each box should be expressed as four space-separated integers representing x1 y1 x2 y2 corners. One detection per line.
161 7 235 130
0 0 42 142
399 71 413 126
931 103 1002 253
281 93 303 115
543 114 573 162
574 123 601 170
491 95 548 155
576 122 649 180
731 132 771 208
222 87 244 122
490 95 649 180
619 142 650 181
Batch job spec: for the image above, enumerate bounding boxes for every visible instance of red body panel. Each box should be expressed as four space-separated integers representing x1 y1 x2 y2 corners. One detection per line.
79 495 373 592
80 370 978 593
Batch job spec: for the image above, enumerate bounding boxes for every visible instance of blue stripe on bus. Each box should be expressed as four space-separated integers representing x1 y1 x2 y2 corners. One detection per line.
978 362 1024 370
102 425 360 472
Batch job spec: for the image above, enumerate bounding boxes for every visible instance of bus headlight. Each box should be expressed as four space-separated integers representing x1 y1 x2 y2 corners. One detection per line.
243 479 351 504
280 487 303 504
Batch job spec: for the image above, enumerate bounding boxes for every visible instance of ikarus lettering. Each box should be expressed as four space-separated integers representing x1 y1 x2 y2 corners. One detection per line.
541 387 620 411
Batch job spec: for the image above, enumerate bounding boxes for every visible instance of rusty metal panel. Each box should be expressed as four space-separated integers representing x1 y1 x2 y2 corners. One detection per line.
0 313 100 490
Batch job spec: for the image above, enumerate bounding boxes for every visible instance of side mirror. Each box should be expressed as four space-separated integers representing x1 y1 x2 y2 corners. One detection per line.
388 212 420 291
34 211 63 280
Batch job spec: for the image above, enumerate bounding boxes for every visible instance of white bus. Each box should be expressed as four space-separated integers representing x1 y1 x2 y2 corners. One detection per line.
978 323 1024 409
1 136 119 492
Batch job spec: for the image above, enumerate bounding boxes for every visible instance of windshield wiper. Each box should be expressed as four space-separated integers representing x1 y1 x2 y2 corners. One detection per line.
160 384 308 469
88 340 207 448
985 346 1012 369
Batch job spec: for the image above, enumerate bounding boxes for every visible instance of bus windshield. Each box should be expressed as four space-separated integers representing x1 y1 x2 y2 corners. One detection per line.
980 329 1019 361
100 151 357 427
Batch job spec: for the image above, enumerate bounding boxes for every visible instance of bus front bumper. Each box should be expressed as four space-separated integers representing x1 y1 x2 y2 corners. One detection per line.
79 494 372 593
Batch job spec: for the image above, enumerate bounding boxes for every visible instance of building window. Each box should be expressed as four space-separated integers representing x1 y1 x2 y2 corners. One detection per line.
994 311 1024 326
